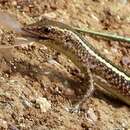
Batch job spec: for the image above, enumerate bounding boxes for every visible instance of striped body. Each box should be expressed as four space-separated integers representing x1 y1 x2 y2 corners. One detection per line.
22 18 130 105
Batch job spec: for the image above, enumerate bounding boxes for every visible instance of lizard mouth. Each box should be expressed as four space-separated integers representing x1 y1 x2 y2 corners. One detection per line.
21 27 40 38
21 27 49 40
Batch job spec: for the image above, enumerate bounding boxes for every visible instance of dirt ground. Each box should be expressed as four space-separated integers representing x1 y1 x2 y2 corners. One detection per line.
0 0 130 130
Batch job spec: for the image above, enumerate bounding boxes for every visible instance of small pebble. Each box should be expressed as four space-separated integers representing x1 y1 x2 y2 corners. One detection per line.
0 119 8 129
47 59 58 64
22 99 32 108
35 97 51 112
121 56 130 66
86 108 97 124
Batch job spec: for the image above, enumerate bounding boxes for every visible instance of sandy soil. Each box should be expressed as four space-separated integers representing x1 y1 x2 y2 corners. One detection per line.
0 0 130 130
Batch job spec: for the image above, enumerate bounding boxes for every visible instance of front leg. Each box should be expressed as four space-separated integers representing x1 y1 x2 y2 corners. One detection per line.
69 65 95 113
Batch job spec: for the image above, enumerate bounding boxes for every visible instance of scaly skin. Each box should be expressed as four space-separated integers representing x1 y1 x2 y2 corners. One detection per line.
22 18 130 105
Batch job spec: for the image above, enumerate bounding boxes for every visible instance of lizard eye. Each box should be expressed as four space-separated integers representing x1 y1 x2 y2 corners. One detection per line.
43 26 51 33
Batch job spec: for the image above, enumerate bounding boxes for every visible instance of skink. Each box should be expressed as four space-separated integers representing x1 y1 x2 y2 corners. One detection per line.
17 18 130 105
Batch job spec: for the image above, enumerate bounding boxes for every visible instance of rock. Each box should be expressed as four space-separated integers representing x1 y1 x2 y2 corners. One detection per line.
121 56 130 67
35 97 51 112
86 108 97 125
0 119 8 129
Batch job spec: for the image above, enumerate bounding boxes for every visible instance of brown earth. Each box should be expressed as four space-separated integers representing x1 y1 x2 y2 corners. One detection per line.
0 0 130 130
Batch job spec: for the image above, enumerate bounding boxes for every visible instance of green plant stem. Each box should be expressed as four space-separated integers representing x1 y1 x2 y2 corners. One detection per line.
74 27 130 43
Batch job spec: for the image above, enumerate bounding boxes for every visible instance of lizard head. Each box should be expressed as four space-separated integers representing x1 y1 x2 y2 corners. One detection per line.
22 18 73 40
22 18 78 55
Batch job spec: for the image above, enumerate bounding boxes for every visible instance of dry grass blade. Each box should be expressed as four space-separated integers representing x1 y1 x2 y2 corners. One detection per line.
74 27 130 43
